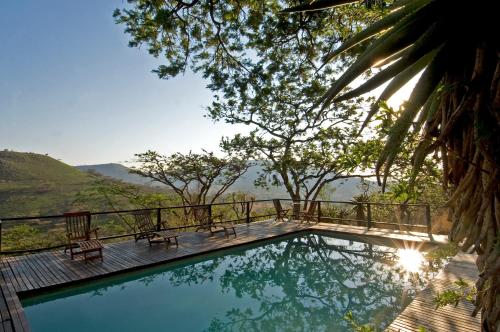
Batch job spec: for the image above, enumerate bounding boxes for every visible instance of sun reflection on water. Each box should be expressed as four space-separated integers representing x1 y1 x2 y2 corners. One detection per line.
397 249 424 273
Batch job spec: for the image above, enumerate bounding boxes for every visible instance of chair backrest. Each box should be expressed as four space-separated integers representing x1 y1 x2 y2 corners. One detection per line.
192 205 211 227
65 211 91 242
132 211 156 233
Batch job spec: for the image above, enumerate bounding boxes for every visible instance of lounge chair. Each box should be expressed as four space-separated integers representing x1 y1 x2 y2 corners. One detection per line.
132 211 179 247
273 199 290 222
64 211 103 262
299 201 319 223
192 205 236 237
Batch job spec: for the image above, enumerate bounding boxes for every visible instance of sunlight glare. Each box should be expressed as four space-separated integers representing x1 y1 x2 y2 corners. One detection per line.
397 249 424 273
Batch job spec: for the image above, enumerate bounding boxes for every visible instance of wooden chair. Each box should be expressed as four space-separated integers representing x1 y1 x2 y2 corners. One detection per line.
64 211 103 262
273 199 290 222
299 201 319 223
192 205 236 237
132 211 179 247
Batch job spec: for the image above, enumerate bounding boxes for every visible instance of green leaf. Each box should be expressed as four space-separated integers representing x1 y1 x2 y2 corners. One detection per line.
322 0 430 63
358 49 438 132
377 43 450 187
335 21 445 102
320 0 443 107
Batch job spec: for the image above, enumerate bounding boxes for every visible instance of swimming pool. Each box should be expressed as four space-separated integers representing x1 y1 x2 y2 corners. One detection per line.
22 232 432 331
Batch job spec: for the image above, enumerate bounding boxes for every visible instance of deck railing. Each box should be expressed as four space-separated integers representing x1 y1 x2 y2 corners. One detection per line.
0 199 432 254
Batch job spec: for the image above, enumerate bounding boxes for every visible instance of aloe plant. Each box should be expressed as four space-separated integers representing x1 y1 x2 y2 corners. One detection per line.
284 1 499 330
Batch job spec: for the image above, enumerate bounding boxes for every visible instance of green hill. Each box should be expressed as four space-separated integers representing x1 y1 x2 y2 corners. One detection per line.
0 151 96 218
0 151 92 184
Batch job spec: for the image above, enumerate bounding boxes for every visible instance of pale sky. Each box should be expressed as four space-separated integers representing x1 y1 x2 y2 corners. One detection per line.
0 1 411 166
0 0 244 166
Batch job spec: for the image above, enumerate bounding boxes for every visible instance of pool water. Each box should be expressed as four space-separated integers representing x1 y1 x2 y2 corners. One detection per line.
22 232 431 332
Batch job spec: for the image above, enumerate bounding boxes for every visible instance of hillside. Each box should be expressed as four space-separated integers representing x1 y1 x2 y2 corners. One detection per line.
0 151 91 185
0 151 98 217
76 163 153 186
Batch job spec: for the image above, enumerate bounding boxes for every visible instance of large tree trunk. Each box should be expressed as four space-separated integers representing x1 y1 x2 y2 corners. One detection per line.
441 46 499 331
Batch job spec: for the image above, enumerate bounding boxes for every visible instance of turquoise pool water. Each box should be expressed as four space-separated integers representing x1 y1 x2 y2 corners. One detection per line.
22 232 430 332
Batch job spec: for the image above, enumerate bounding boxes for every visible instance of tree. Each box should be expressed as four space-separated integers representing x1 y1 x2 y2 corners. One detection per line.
132 150 251 207
77 177 176 210
284 0 499 329
216 105 379 205
115 1 385 207
113 1 385 82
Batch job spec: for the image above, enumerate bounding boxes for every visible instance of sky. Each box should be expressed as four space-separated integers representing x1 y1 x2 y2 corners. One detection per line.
0 1 412 167
0 0 244 165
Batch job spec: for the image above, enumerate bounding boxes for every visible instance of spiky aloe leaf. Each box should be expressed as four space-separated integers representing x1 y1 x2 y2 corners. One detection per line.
372 46 412 68
319 0 443 107
409 138 434 186
415 85 441 132
322 0 430 63
281 0 359 13
377 43 450 187
335 22 445 102
358 48 438 132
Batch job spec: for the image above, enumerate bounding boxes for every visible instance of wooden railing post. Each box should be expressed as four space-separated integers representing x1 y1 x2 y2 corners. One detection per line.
156 208 162 231
292 200 301 220
208 204 213 220
0 219 2 254
366 203 372 229
246 201 250 224
425 204 433 239
86 213 92 231
317 201 321 223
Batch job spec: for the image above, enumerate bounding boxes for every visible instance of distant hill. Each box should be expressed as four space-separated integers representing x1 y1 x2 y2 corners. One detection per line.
229 164 375 200
0 151 98 217
0 151 92 185
0 151 377 218
77 162 375 201
76 163 153 186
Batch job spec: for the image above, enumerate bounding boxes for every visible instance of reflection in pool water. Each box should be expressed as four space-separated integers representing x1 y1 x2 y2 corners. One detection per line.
22 232 436 332
397 249 425 273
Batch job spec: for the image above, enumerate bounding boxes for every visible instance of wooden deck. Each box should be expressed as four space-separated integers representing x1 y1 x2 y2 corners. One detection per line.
0 220 479 332
386 252 481 332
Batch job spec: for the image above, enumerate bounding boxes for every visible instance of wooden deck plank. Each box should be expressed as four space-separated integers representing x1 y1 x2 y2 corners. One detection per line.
4 257 36 292
386 253 481 332
37 252 78 282
0 272 29 332
24 253 63 286
0 221 480 332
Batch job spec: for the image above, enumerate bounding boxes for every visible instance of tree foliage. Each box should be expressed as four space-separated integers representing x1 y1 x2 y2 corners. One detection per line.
114 1 388 205
218 106 380 203
113 0 386 81
132 150 250 206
